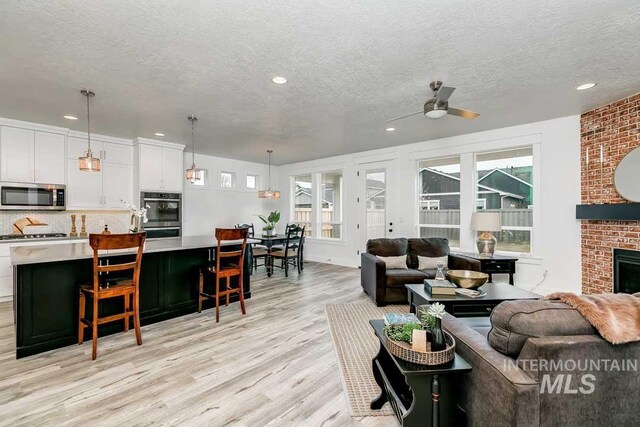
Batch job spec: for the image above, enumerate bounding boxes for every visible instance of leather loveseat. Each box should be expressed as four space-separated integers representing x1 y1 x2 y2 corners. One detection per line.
360 237 480 306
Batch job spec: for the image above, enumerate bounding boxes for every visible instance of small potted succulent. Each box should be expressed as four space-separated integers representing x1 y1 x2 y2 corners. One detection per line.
258 210 280 236
421 302 447 351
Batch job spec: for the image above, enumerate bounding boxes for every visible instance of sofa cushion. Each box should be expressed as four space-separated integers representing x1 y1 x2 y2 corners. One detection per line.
407 238 450 268
376 255 408 269
488 299 596 358
418 269 438 279
417 255 448 270
385 269 428 287
367 238 408 257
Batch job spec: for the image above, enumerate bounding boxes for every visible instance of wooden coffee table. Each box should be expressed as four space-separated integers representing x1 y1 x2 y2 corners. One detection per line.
405 282 541 317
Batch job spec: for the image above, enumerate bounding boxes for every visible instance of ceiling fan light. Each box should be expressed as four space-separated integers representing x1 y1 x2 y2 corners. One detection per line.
425 109 447 119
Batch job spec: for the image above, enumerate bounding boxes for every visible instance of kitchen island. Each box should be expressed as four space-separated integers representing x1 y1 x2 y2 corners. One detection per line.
11 235 254 358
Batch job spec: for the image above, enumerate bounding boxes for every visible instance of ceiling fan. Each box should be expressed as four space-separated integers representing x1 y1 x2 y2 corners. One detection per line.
387 81 480 122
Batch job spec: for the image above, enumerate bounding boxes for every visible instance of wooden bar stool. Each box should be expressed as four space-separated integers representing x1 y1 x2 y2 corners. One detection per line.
198 228 248 322
78 233 146 360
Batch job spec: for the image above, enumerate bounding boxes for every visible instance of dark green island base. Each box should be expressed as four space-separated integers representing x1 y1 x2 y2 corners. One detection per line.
13 242 251 359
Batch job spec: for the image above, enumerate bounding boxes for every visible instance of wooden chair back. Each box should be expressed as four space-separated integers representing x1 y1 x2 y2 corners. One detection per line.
215 228 248 273
235 223 255 238
89 233 146 293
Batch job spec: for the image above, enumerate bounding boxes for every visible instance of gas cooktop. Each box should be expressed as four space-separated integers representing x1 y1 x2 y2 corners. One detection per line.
0 233 67 241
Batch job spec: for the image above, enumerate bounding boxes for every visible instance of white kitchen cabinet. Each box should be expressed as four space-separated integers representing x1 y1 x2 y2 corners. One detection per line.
1 126 35 183
66 135 134 209
102 163 133 207
136 140 184 192
1 126 66 184
162 148 184 192
66 159 103 208
34 132 65 184
139 144 164 190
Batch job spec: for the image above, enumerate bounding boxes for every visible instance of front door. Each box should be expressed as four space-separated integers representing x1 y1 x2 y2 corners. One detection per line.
357 160 396 264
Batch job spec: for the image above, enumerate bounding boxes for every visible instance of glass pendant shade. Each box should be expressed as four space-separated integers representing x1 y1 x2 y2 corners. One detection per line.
186 163 199 183
79 89 100 172
78 149 101 172
258 189 281 199
258 149 280 199
185 115 202 183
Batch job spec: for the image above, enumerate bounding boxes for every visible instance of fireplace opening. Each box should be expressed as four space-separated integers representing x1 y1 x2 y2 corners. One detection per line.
613 249 640 294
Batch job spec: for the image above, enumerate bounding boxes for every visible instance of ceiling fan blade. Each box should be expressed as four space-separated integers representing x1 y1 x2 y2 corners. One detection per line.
385 111 423 122
435 86 456 102
448 107 480 119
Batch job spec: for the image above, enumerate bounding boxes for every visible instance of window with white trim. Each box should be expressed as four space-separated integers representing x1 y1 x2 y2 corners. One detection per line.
418 156 461 248
187 169 207 187
476 147 533 254
293 175 313 236
320 172 343 239
220 171 235 189
246 174 258 190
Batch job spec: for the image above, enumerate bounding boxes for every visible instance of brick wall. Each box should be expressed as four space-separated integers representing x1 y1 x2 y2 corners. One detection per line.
581 92 640 294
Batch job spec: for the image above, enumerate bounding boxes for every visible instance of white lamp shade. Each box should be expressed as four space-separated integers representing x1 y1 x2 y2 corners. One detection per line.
470 212 502 232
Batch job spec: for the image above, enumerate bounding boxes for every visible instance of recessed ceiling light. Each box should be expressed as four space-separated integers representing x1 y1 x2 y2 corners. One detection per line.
272 76 287 85
385 127 395 132
577 83 597 91
154 132 165 137
64 115 78 120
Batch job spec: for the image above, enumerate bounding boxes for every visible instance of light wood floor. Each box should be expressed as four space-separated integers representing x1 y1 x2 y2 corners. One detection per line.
0 262 396 427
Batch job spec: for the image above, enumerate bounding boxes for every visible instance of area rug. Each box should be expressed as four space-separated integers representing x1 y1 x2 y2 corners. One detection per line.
325 302 409 417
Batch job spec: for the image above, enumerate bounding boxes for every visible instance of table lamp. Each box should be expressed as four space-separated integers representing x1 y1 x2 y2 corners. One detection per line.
470 212 502 257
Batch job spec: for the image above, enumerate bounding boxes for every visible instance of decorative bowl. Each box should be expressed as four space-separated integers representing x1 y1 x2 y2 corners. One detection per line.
447 270 489 289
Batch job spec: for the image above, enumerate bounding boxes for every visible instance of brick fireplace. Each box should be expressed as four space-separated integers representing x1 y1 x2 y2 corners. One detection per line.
581 92 640 294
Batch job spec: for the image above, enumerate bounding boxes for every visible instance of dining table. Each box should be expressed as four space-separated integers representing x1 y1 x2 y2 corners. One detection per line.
250 234 289 277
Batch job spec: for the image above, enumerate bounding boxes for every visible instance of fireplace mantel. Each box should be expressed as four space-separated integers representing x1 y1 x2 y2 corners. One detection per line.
576 203 640 221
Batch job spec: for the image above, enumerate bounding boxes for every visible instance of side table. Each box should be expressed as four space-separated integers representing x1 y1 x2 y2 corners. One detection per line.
453 252 518 285
369 319 472 426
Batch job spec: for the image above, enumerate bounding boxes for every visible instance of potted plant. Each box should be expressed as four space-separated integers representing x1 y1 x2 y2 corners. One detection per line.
121 200 148 233
258 210 280 236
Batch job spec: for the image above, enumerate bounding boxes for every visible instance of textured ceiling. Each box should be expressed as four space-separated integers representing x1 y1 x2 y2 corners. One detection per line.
0 0 639 165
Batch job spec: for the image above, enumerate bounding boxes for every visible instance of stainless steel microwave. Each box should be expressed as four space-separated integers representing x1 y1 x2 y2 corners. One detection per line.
0 182 66 210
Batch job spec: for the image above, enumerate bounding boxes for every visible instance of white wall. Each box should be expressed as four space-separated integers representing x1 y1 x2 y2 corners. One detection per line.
182 153 281 235
277 116 582 294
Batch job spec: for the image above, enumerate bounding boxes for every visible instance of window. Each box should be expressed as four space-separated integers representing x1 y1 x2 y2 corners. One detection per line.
320 172 343 239
476 199 487 210
246 174 258 190
220 171 235 189
418 157 461 248
187 169 207 187
476 148 533 254
293 175 312 236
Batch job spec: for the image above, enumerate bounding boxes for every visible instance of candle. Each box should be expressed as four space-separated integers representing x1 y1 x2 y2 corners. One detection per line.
600 145 604 163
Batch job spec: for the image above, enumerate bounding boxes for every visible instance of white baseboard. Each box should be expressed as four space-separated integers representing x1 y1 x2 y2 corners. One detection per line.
303 255 358 269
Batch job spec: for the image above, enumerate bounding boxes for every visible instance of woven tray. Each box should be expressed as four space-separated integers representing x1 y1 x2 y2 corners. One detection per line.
384 330 456 365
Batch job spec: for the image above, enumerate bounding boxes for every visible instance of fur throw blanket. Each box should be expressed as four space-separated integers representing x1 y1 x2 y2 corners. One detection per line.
544 292 640 344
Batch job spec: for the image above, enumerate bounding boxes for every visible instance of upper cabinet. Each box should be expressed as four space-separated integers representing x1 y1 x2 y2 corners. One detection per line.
0 126 65 184
66 134 134 209
135 139 185 193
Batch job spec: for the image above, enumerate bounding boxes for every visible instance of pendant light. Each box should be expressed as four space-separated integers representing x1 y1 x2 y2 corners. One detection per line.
78 89 101 172
258 149 281 199
185 115 201 183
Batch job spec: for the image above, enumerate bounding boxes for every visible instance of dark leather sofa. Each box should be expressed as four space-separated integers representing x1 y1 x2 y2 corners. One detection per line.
361 237 480 306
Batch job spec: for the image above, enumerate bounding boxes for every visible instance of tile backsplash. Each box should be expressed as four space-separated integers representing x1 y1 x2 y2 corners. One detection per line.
0 210 132 235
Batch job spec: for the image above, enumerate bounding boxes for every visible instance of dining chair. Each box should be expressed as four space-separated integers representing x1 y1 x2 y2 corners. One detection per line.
77 232 146 360
270 225 305 277
235 223 268 272
198 228 248 322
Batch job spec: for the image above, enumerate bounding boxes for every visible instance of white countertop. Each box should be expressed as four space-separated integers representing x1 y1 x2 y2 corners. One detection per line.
10 235 259 266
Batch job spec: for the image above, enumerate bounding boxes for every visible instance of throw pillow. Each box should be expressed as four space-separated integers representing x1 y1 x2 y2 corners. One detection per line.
417 255 448 270
376 255 408 269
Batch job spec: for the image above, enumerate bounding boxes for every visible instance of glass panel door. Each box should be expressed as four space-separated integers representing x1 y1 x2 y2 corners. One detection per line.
357 160 396 262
